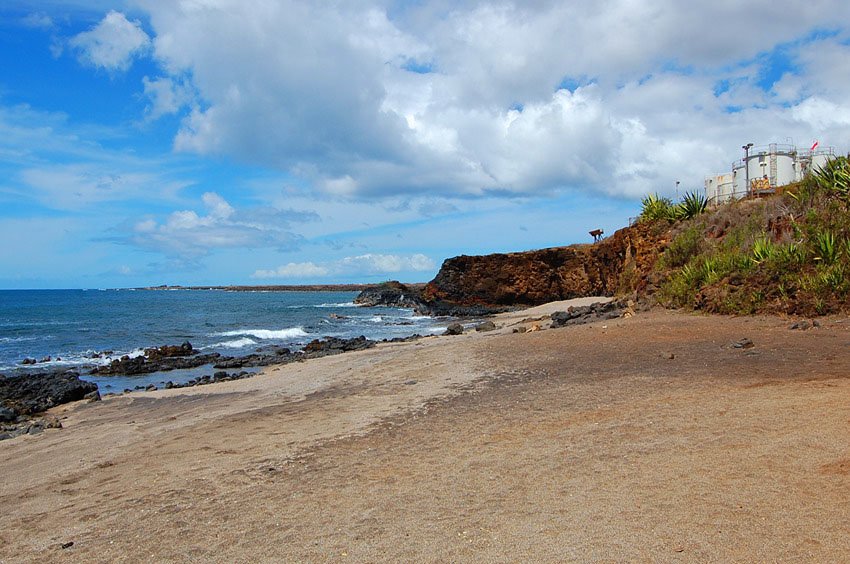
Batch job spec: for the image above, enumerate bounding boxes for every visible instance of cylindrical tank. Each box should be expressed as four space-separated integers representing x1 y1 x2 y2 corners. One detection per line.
775 152 796 186
744 144 796 189
732 162 746 197
811 152 833 173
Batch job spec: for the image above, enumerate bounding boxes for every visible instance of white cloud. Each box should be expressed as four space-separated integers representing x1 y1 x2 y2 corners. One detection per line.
142 76 195 119
252 262 329 279
339 253 435 273
130 1 850 201
70 10 150 71
123 192 308 258
21 13 55 29
252 253 436 280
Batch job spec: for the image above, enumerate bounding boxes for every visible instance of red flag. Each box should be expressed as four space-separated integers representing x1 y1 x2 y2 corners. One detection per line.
810 140 819 151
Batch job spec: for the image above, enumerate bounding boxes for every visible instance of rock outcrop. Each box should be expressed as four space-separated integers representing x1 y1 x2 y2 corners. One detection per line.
353 281 426 309
549 300 631 328
419 222 664 312
91 352 222 376
0 370 98 418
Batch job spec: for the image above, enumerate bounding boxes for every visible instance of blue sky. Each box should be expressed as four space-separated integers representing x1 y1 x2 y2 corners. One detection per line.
1 1 849 289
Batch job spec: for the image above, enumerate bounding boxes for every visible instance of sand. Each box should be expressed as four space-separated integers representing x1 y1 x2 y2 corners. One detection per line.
0 302 848 562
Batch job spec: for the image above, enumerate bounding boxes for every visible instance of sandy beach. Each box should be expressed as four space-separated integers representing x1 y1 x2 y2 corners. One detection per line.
1 301 848 562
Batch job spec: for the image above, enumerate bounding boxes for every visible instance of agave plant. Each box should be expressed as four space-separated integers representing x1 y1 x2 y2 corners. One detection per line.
811 156 850 197
675 191 708 220
775 242 805 266
814 230 839 264
818 263 846 291
639 193 675 222
751 236 775 264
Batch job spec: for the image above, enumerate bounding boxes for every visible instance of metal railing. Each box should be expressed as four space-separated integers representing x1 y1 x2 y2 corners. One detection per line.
706 187 777 207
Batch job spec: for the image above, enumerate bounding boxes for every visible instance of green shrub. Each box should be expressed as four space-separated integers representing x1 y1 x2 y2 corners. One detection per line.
773 242 806 266
751 236 775 264
640 193 675 222
675 191 708 220
813 231 839 264
811 156 850 197
662 225 704 268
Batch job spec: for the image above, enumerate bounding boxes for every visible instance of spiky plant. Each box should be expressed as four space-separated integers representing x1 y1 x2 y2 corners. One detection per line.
811 156 850 197
751 236 775 264
639 193 675 222
675 191 708 220
814 231 839 264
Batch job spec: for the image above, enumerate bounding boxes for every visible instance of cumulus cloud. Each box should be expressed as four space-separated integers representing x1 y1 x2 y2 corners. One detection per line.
252 253 436 279
142 76 195 119
129 2 850 199
339 253 435 274
252 262 329 279
21 13 55 29
70 10 150 71
123 192 308 258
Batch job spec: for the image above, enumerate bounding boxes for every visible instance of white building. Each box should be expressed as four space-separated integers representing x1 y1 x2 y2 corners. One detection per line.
706 142 836 205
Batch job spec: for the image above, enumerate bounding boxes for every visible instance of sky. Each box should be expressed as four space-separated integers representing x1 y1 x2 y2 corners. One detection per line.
2 1 850 289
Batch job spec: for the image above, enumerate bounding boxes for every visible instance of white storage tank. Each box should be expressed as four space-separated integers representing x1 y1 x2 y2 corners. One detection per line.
810 149 836 174
732 160 747 197
744 143 796 192
706 141 838 203
704 173 734 204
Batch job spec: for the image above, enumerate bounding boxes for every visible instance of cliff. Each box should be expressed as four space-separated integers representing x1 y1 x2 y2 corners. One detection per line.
417 222 666 314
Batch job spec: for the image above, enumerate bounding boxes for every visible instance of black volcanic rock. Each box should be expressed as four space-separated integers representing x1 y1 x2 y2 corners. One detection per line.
444 323 464 335
354 281 426 309
303 336 375 355
91 352 222 376
0 370 98 417
549 300 627 328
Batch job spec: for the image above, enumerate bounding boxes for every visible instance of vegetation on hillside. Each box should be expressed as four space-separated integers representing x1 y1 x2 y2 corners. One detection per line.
639 191 707 222
642 156 850 316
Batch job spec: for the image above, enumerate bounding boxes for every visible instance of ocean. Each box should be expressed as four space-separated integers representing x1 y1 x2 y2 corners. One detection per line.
0 289 446 393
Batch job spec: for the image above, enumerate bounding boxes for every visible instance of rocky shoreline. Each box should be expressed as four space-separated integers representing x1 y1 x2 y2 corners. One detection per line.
1 281 643 443
0 334 404 441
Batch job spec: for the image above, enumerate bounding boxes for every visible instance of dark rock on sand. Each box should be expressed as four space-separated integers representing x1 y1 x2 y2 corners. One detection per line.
0 370 98 417
444 323 464 336
91 351 222 376
0 406 16 422
550 300 628 328
303 336 375 356
382 334 423 343
475 321 497 332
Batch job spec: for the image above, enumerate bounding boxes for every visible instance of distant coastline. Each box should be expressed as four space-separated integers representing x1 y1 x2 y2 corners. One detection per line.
135 283 424 292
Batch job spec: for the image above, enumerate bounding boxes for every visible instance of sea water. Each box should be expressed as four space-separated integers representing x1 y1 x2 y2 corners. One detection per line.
0 289 445 392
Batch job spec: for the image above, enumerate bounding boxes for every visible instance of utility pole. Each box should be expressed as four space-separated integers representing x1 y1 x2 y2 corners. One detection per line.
742 143 754 196
675 180 680 200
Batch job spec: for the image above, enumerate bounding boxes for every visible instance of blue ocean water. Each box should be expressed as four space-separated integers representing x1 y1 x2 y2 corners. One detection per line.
0 289 445 392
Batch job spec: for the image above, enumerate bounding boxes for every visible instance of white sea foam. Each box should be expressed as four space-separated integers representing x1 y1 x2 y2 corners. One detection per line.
0 336 41 343
12 348 146 369
211 327 309 340
315 302 358 308
369 316 384 322
213 337 257 349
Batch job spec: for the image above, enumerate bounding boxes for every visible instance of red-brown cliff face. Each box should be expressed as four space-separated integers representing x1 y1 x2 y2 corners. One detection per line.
420 222 666 312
